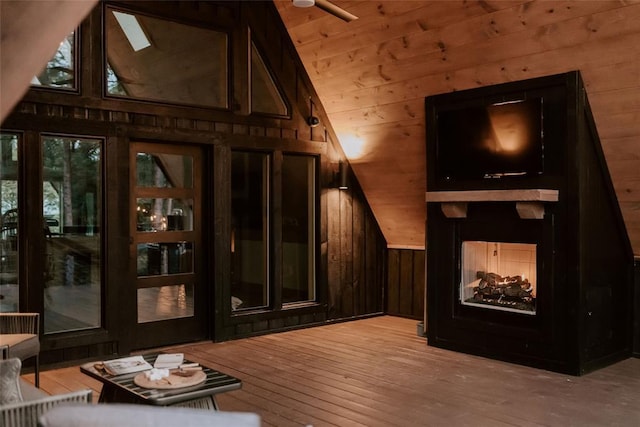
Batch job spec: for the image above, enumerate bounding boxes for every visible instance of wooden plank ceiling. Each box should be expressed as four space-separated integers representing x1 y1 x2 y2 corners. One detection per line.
275 0 640 254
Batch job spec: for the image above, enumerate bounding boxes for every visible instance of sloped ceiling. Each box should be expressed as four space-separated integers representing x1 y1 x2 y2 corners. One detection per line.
275 0 640 254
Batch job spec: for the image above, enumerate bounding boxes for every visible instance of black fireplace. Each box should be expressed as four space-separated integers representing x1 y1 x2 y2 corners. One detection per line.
425 72 633 375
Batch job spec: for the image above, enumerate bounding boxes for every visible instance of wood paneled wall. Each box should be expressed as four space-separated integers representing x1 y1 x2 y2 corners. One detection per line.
276 1 640 256
1 0 386 364
386 248 425 320
327 173 386 319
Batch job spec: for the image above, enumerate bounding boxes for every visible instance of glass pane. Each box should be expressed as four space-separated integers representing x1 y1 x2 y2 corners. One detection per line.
32 31 75 89
42 136 102 334
251 42 287 116
137 242 193 277
282 155 316 304
106 7 228 108
138 284 193 323
136 198 193 232
0 133 20 312
460 241 537 315
136 152 193 188
231 152 268 310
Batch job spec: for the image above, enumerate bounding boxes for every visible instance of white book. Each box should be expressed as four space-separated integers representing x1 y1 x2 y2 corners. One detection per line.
153 353 184 369
103 355 152 376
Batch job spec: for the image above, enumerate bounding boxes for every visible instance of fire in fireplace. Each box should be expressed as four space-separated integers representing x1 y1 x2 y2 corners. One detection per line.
460 241 536 315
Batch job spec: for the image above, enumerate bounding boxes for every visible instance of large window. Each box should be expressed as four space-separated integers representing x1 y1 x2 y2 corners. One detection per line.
105 7 228 109
231 152 269 311
0 133 20 312
42 136 102 334
282 155 316 304
231 151 316 312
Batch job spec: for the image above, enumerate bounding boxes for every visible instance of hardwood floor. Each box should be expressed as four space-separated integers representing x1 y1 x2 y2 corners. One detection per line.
24 316 640 426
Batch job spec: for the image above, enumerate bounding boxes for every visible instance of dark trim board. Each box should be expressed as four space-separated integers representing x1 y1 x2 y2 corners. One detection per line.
634 260 640 357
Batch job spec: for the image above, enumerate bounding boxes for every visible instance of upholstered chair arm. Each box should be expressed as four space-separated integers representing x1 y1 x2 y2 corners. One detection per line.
0 313 39 335
0 389 92 427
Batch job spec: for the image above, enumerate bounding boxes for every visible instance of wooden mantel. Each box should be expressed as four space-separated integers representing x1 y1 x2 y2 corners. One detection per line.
425 189 559 219
425 189 559 203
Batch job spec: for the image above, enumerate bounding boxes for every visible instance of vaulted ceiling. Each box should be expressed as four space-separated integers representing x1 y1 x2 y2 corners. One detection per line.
275 0 640 255
3 1 640 255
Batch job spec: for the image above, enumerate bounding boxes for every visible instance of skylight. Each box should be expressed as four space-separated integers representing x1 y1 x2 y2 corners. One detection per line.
112 11 151 52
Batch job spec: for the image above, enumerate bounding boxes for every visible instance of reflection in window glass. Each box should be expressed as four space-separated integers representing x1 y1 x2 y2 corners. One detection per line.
106 62 127 96
282 155 316 304
231 152 269 311
0 134 20 312
138 284 193 322
105 7 228 108
136 198 193 232
251 42 287 116
32 32 75 89
136 152 193 188
137 242 193 277
42 136 102 334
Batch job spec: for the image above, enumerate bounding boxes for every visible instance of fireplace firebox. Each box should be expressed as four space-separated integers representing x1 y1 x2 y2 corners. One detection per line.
460 241 537 315
425 72 633 375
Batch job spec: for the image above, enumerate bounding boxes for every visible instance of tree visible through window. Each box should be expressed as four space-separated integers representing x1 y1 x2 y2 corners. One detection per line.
0 133 20 312
42 136 102 334
32 32 76 89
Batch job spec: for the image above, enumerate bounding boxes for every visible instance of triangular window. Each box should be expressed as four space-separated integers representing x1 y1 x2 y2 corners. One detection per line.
251 41 288 117
31 31 76 89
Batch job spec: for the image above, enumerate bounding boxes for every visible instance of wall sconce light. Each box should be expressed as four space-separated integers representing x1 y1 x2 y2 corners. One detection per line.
307 98 320 128
293 0 315 7
307 116 320 127
337 160 348 190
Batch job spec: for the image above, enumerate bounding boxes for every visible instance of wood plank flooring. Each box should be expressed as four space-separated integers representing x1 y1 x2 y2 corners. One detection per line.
24 316 640 426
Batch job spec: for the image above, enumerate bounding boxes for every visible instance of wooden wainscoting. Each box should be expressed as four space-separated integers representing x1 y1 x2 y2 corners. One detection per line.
387 248 425 320
25 316 640 426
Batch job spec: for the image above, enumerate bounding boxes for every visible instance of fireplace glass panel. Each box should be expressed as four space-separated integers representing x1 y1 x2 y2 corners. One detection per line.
461 241 536 315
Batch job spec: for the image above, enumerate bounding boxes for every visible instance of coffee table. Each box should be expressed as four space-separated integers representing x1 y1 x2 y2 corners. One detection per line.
80 353 241 410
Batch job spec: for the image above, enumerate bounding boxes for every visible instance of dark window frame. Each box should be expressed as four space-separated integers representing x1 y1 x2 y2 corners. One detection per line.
29 28 81 95
249 37 291 119
102 3 233 112
229 148 321 318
